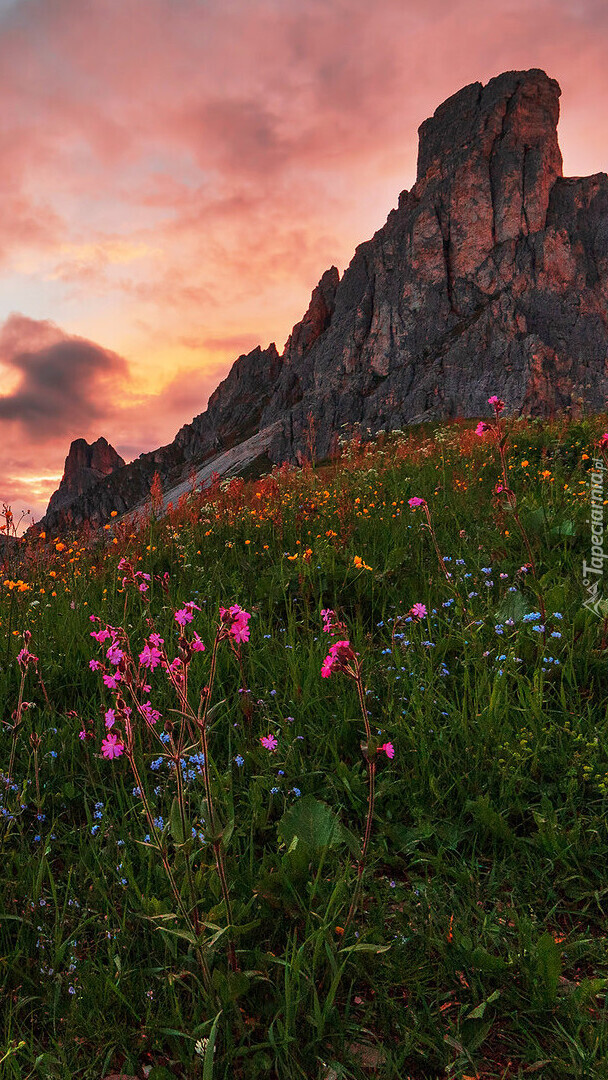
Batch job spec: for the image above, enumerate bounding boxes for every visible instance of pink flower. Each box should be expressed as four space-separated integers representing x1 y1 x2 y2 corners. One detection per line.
106 643 124 666
139 643 163 669
410 603 427 619
220 604 251 644
475 422 489 436
175 608 194 627
321 639 355 678
103 672 122 689
89 659 102 671
164 657 183 674
16 648 36 665
260 734 278 751
90 628 111 644
79 730 87 740
488 395 504 413
191 633 205 652
599 432 608 448
149 633 164 648
140 701 161 725
101 732 124 759
408 497 425 509
104 708 116 729
380 742 395 759
321 608 335 633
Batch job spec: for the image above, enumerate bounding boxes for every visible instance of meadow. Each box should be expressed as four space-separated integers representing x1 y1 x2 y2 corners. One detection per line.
1 407 608 1080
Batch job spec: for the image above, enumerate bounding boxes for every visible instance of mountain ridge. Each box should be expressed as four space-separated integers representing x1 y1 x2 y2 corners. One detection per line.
40 67 608 532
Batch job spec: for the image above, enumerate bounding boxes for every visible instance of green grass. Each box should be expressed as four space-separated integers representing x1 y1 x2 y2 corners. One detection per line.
1 415 608 1079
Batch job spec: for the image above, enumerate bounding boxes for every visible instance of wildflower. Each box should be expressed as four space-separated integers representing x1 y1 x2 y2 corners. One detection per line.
260 734 278 751
191 632 205 652
139 643 163 670
234 755 245 767
321 639 355 678
599 433 608 448
353 555 372 571
106 643 124 666
475 422 489 436
408 497 425 508
103 672 122 690
89 659 102 671
101 733 124 759
149 632 164 648
90 628 111 644
409 603 427 620
380 742 395 759
488 395 505 413
220 604 251 644
104 709 116 729
140 701 161 725
174 608 194 627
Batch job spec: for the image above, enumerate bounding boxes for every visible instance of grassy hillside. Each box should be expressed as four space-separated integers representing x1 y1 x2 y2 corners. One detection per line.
1 412 608 1079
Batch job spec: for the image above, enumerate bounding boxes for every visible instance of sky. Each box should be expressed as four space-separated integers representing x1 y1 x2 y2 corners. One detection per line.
1 0 608 525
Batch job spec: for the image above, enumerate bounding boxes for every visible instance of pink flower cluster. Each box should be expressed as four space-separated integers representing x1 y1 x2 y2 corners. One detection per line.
117 557 151 595
408 496 425 509
219 604 251 644
321 639 355 678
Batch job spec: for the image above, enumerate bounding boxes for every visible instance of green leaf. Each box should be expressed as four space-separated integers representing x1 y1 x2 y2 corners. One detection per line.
466 989 500 1020
203 1010 222 1080
550 519 576 537
340 942 391 955
278 795 342 850
169 796 186 844
534 932 562 1004
494 590 532 624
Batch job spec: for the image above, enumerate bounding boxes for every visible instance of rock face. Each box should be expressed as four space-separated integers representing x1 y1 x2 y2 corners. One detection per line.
46 438 125 517
42 68 608 531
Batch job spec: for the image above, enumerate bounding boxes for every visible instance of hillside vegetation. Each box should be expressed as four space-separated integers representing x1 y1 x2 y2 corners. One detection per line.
1 412 608 1080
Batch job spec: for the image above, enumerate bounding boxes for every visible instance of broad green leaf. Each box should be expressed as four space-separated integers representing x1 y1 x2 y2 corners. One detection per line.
494 590 532 624
278 795 342 850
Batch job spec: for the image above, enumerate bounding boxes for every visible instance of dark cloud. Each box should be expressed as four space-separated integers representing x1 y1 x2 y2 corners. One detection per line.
0 313 126 440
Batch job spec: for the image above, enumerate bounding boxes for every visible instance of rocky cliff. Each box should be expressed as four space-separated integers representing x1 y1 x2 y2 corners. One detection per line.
42 68 608 531
46 437 125 517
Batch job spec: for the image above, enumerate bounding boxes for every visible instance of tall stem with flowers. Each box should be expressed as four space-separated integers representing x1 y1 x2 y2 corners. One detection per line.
477 396 546 625
320 610 394 931
88 564 252 981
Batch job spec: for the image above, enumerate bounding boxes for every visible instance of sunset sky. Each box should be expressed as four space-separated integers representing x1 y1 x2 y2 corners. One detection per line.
1 0 608 524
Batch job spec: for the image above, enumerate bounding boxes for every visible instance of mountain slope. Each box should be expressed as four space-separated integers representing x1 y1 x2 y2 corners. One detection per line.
42 67 608 531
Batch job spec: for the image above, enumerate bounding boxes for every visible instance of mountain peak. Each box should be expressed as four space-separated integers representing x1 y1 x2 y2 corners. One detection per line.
46 437 125 518
41 69 608 532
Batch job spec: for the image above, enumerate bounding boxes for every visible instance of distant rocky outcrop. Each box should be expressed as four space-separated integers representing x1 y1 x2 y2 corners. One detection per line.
42 68 608 532
46 437 125 517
